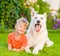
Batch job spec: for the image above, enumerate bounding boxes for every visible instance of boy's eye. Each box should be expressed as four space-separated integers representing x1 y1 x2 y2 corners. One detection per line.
20 26 22 28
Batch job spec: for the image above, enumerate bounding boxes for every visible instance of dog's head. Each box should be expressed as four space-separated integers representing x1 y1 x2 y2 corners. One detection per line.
30 8 47 32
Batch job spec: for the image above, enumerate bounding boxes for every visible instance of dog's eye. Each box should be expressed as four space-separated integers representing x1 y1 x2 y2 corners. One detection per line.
41 17 43 19
35 17 37 19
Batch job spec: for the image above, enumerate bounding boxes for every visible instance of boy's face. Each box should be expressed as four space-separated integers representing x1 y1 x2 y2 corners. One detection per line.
15 22 27 34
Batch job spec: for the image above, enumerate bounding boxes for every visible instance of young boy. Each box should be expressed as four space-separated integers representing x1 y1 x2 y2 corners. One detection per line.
8 17 29 51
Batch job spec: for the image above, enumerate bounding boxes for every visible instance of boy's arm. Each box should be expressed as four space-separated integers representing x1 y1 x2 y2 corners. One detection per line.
8 33 12 50
8 44 12 50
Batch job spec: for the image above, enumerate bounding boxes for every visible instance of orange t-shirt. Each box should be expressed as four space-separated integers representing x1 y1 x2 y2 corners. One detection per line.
8 32 27 49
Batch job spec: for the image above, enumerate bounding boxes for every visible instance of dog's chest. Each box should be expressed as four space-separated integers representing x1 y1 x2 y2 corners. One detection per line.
32 32 44 45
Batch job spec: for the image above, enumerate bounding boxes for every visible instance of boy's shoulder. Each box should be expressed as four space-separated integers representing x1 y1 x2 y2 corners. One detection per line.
8 32 14 36
22 34 26 36
22 34 27 39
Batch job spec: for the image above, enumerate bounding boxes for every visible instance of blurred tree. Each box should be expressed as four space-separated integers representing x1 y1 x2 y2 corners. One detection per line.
0 0 57 32
0 0 31 30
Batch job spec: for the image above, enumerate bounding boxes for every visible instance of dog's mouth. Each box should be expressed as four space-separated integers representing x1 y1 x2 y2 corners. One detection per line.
35 24 41 32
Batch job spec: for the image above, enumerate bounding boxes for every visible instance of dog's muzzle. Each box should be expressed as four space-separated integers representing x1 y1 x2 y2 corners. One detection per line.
35 24 41 32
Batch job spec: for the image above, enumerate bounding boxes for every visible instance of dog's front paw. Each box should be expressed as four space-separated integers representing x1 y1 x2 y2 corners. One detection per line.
25 48 31 53
33 49 38 54
46 41 54 47
27 49 31 53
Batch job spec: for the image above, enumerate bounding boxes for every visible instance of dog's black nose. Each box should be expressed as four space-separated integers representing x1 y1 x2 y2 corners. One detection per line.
37 20 40 23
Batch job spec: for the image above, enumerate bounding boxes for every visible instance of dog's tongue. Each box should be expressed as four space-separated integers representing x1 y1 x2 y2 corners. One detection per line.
35 25 40 32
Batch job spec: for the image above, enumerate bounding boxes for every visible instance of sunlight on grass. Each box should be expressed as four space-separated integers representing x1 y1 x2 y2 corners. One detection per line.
0 32 60 56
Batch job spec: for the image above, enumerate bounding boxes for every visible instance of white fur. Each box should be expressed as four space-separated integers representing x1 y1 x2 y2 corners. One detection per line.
25 8 53 54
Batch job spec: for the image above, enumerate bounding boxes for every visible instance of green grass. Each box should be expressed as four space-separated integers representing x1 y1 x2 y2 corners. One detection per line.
0 31 60 56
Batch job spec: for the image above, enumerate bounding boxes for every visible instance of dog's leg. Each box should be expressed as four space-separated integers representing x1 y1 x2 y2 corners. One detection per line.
25 46 31 53
32 46 40 54
33 39 46 54
46 37 53 47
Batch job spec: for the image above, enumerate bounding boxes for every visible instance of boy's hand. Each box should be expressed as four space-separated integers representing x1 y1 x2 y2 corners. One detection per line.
8 44 12 50
12 49 21 51
12 48 17 51
12 46 25 51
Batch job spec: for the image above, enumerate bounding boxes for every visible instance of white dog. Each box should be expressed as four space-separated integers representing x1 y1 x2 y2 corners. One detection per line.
25 8 53 54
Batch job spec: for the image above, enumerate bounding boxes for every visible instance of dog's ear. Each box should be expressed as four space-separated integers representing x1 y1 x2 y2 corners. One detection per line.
30 7 36 16
43 12 47 18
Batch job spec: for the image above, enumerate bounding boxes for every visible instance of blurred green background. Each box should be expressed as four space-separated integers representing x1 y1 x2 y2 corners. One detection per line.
0 0 60 33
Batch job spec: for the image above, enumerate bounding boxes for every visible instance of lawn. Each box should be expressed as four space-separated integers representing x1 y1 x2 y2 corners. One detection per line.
0 31 60 56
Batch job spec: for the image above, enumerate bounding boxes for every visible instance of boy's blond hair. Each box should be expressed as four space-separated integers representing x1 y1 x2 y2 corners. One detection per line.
16 17 29 27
